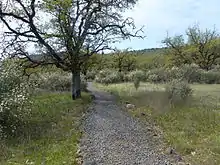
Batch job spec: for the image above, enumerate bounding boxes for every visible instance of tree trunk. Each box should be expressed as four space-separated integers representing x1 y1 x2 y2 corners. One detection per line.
71 70 81 100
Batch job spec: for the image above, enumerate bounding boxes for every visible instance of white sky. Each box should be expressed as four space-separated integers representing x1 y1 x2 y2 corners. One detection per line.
1 0 220 51
117 0 220 50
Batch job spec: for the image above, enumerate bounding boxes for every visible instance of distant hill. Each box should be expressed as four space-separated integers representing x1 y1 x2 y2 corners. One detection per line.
129 47 167 55
27 47 167 62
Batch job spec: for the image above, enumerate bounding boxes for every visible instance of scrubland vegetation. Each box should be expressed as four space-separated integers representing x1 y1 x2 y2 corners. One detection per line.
1 0 220 164
0 60 91 164
2 24 220 164
1 28 220 164
1 24 220 164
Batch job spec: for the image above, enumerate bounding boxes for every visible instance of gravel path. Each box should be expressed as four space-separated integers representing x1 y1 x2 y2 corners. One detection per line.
80 83 173 165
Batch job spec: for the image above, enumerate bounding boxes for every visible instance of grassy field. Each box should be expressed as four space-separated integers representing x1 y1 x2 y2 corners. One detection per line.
96 83 220 165
0 92 91 165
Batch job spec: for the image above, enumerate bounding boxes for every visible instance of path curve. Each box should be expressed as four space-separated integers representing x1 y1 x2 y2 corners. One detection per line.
80 82 172 165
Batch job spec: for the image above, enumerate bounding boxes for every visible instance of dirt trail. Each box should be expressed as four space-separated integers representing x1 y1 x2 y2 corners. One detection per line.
80 82 172 165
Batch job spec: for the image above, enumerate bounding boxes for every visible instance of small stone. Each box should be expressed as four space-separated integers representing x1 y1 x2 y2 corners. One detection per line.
141 112 146 116
76 158 83 164
153 133 158 137
76 149 81 155
90 95 96 99
169 148 175 154
191 151 196 156
165 147 175 155
126 104 136 109
176 155 183 161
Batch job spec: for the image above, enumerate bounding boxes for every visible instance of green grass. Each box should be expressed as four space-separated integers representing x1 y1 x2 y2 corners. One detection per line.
0 92 91 165
96 83 220 165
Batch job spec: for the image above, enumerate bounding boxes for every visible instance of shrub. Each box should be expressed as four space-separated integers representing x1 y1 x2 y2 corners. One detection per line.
95 69 124 84
38 72 87 91
179 64 202 83
146 68 168 83
147 74 160 83
85 70 97 80
200 71 220 84
165 79 192 106
125 70 146 82
38 72 71 91
166 64 202 83
166 66 182 81
210 64 220 71
0 60 33 137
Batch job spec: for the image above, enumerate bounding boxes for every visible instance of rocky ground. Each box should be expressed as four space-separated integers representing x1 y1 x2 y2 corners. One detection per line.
79 83 179 165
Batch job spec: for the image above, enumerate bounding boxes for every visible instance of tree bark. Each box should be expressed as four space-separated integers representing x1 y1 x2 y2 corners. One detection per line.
71 70 81 100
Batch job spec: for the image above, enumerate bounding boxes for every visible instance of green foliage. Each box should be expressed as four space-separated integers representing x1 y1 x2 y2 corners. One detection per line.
165 79 192 106
112 49 137 72
156 107 220 165
162 35 191 66
1 92 91 164
163 25 220 70
186 25 220 70
139 55 167 71
81 54 103 75
1 0 142 99
0 60 91 164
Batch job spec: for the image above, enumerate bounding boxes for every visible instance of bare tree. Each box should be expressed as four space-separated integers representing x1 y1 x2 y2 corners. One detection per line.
0 0 143 99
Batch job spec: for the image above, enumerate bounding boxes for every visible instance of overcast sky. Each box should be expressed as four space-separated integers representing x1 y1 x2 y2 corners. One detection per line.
1 0 220 52
116 0 220 50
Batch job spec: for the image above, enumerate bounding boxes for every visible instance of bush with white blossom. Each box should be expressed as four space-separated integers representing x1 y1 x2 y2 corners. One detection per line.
0 59 33 137
37 71 88 92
